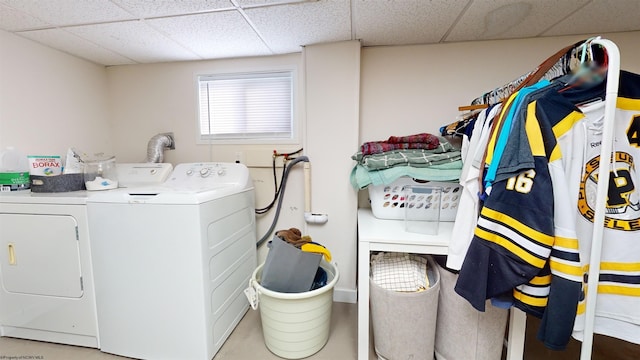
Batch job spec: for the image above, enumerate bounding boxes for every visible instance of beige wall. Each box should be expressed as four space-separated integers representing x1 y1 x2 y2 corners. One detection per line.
0 30 111 157
357 31 640 208
304 41 360 300
106 53 308 273
106 44 361 300
106 53 304 164
360 31 640 142
4 27 638 301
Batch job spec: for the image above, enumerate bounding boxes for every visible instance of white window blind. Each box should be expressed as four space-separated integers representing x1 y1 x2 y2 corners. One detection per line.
198 71 293 141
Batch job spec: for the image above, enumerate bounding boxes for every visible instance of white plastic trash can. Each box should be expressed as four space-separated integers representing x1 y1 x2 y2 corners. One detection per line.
246 260 339 359
370 256 440 360
434 261 508 360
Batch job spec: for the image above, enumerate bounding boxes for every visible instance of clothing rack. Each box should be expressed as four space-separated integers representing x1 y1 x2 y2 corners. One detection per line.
443 40 589 137
579 37 621 360
456 37 623 360
466 40 583 108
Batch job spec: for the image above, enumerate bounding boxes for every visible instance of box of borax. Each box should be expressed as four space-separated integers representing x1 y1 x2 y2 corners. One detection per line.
28 155 62 176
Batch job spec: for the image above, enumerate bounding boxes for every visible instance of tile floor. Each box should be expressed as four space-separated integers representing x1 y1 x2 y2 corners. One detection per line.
0 302 376 360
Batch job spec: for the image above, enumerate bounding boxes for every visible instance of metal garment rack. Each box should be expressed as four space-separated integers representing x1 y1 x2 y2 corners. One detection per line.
579 38 621 360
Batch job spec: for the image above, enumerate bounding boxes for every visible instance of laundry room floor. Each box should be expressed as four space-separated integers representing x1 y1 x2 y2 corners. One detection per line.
2 303 638 359
0 302 376 360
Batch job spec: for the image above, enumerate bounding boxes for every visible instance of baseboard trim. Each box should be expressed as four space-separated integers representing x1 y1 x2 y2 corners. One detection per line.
333 288 357 303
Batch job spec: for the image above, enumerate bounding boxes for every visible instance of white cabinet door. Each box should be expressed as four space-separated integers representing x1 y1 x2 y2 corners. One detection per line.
0 214 83 298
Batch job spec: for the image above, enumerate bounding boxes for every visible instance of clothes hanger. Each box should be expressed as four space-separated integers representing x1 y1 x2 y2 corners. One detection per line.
561 37 605 89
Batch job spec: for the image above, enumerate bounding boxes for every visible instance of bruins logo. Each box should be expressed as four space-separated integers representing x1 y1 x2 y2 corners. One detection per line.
578 152 640 231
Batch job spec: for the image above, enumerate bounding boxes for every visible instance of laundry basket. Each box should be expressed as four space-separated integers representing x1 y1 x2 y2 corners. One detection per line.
370 255 440 360
368 177 461 221
246 260 339 359
434 260 508 360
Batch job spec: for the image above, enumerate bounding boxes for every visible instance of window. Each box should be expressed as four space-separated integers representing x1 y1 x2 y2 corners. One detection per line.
197 71 294 142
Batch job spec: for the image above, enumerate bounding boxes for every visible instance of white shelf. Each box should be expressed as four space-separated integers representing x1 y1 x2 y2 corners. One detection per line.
356 208 526 360
358 208 452 248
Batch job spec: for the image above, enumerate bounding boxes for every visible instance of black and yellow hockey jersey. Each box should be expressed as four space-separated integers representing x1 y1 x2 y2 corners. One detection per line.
457 70 640 349
455 82 584 350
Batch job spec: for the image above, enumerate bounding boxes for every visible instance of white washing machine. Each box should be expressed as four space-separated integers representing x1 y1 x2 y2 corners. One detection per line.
86 162 257 360
0 163 173 347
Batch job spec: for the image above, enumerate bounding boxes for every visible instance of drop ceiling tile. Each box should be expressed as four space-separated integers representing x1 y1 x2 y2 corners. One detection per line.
445 0 590 42
354 0 469 46
18 28 135 65
243 0 351 53
0 3 50 31
236 0 315 7
543 0 640 37
66 20 200 63
111 0 234 18
0 0 135 26
147 11 271 59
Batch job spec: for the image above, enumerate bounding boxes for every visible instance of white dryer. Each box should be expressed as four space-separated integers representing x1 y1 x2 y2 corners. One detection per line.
0 163 172 347
86 162 257 360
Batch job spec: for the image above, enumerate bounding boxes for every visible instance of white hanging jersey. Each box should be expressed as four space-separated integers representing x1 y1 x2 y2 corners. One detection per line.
447 104 502 270
557 71 640 344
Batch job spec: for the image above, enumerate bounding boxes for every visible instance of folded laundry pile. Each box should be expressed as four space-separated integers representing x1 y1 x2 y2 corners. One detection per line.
350 133 463 190
361 132 441 155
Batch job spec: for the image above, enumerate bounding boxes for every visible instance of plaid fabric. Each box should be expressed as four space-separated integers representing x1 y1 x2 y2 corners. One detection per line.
359 149 461 171
361 133 439 156
371 252 429 292
387 133 439 144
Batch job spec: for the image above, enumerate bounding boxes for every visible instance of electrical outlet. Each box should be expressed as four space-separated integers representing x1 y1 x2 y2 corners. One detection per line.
235 151 245 164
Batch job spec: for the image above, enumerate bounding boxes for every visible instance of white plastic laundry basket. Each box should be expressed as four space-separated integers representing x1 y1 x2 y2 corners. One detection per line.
245 260 339 359
368 177 461 221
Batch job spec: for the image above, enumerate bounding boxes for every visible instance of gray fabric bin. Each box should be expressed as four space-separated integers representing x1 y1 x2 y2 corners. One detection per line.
30 174 85 192
260 236 322 293
434 261 508 360
370 255 440 360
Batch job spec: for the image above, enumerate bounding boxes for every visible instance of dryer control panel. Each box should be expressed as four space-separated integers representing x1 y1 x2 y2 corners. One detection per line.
116 163 173 187
164 163 251 191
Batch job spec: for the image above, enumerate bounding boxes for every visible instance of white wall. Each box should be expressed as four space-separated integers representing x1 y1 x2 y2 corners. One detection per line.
304 41 360 301
106 44 361 300
106 53 307 265
360 31 640 142
0 30 111 157
358 31 640 207
5 27 637 302
107 31 640 301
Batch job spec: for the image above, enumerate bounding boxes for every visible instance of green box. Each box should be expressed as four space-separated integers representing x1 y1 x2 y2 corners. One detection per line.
0 172 30 191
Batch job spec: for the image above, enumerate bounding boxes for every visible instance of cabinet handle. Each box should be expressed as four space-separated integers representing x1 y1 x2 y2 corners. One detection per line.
8 243 16 265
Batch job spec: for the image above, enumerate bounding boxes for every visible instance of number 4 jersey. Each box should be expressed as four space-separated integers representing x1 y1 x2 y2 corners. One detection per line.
562 70 640 345
455 70 640 349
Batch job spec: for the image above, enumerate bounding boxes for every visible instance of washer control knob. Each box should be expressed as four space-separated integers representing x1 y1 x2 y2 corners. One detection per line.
200 168 210 177
217 169 225 176
186 169 193 176
150 169 157 175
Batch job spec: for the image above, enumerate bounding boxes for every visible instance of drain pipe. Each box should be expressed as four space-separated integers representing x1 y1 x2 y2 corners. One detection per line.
256 156 308 248
255 156 329 248
146 133 175 163
303 162 328 224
